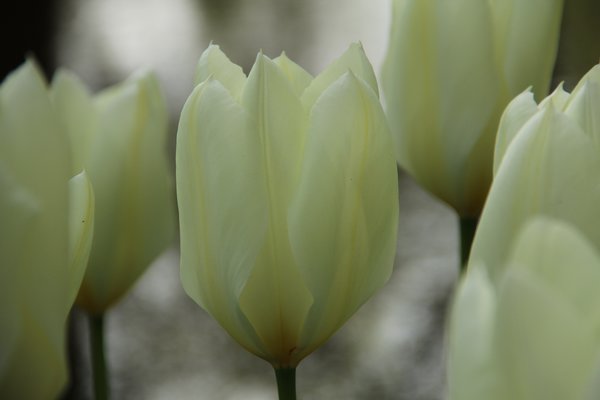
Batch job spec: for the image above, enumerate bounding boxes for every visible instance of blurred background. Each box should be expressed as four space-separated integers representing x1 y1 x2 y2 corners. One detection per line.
2 0 599 399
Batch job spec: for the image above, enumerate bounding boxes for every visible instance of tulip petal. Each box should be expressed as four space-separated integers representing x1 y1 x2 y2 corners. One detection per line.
496 219 600 400
0 310 67 398
382 0 437 176
0 166 35 379
51 70 96 175
238 53 313 367
447 264 506 400
194 44 247 99
491 0 563 99
289 72 398 356
67 171 94 307
538 83 571 111
177 78 269 357
493 90 537 174
494 84 570 175
242 54 307 204
0 61 71 398
496 267 597 400
510 218 600 321
564 81 600 145
470 106 600 281
301 42 378 110
273 52 313 97
0 60 70 340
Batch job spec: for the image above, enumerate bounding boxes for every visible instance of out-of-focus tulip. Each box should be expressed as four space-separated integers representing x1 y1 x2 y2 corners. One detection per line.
177 43 398 369
0 61 94 399
51 70 176 314
448 218 600 400
471 64 600 280
381 0 563 216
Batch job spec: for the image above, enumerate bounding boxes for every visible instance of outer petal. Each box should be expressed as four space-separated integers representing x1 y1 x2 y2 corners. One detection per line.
0 60 70 345
0 61 71 398
68 171 94 307
491 0 564 99
273 52 313 97
78 72 176 313
241 54 307 206
177 78 269 358
301 42 378 110
288 72 398 359
447 264 505 400
238 53 313 367
564 80 600 145
0 166 36 385
470 106 600 280
493 90 537 174
538 83 571 111
497 268 597 400
496 219 600 400
51 70 96 175
194 43 246 99
509 219 600 327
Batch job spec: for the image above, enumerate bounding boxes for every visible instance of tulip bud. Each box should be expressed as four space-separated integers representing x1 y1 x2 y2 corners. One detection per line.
177 43 398 368
448 218 600 400
0 61 94 398
51 70 176 314
471 64 600 280
382 0 563 216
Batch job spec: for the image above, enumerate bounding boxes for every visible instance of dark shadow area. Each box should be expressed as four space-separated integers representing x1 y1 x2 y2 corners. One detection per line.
1 0 61 79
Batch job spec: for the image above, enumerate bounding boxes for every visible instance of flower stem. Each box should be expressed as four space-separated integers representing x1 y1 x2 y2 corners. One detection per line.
459 216 478 272
274 367 297 400
89 313 108 400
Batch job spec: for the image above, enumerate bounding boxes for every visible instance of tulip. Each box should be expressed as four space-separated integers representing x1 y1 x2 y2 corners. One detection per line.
448 217 600 400
0 61 94 399
51 70 176 314
177 43 398 397
471 64 600 280
381 0 563 219
51 70 175 400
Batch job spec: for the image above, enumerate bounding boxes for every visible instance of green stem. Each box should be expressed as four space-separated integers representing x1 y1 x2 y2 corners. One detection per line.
274 367 297 400
459 216 478 272
89 313 108 400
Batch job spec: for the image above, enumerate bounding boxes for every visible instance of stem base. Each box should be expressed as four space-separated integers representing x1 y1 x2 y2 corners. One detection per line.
274 367 296 400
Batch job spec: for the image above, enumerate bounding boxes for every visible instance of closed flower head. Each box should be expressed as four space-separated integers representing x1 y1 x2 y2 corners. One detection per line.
382 0 564 216
177 43 399 368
